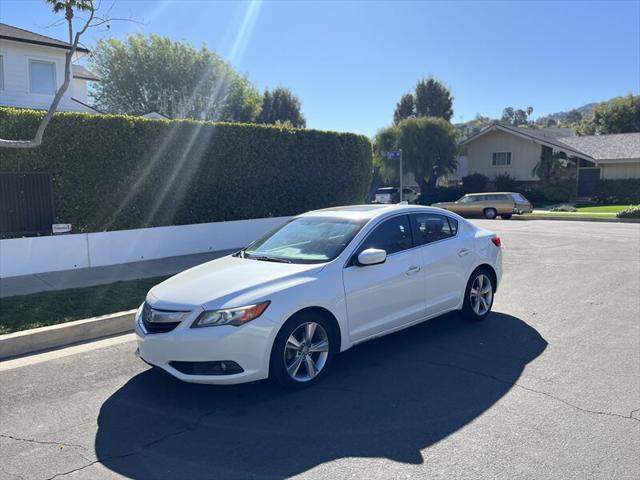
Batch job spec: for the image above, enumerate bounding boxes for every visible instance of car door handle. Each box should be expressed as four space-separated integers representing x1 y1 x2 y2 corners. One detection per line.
458 249 471 257
406 266 421 275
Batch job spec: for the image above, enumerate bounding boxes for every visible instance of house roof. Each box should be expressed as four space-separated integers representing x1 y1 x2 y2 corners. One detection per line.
460 122 593 160
0 23 90 53
557 133 640 161
72 64 100 81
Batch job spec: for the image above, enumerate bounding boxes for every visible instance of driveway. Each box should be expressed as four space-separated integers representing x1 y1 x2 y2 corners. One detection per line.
1 220 638 480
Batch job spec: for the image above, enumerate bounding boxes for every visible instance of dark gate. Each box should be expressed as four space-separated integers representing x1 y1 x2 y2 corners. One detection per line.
577 168 601 197
0 172 55 236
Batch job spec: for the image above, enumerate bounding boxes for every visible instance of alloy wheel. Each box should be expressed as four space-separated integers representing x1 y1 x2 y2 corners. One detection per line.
470 273 493 316
283 322 329 382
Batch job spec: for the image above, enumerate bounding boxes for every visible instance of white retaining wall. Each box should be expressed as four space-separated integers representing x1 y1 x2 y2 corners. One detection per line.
0 217 290 278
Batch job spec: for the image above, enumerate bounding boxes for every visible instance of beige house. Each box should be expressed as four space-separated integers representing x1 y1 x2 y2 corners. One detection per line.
455 122 640 196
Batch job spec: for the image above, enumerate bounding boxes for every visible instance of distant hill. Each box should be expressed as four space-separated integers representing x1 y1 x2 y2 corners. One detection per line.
536 101 601 124
456 96 622 136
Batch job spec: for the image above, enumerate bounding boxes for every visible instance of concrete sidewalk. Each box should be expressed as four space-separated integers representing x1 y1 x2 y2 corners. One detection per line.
0 249 237 298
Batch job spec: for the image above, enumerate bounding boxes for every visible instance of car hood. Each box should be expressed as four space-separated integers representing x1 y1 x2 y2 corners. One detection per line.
147 255 325 310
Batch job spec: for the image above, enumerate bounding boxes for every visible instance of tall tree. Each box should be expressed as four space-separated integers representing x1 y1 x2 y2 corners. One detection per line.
576 94 640 135
414 77 454 121
501 107 515 124
257 87 306 127
90 34 261 122
374 117 459 194
393 93 415 124
393 77 453 123
513 109 529 126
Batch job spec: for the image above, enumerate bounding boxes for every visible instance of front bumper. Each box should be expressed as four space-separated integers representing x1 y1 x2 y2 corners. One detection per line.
134 306 278 384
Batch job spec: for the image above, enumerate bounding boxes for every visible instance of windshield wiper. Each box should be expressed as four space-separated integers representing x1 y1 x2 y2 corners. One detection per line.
245 254 292 263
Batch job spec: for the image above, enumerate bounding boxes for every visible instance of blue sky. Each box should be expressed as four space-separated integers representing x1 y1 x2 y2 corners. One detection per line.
1 0 639 136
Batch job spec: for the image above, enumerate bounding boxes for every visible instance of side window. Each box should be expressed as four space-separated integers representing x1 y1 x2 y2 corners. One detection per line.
410 213 457 245
359 215 412 255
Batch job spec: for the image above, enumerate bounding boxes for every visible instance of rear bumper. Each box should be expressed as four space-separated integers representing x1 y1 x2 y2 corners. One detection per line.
134 307 278 385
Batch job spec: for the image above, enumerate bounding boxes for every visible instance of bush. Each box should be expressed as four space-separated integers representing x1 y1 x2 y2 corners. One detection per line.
551 204 576 212
617 205 640 218
494 173 516 192
420 186 464 205
0 108 372 233
592 179 640 205
540 180 576 203
462 173 488 193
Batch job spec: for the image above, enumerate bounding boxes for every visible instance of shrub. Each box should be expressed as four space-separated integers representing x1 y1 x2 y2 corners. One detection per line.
462 173 488 193
592 179 640 205
0 108 372 233
420 186 464 205
494 173 516 192
551 204 576 212
540 180 576 204
617 205 640 218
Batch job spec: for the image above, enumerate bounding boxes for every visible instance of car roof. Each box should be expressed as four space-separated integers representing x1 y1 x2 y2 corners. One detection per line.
466 192 515 196
299 204 454 221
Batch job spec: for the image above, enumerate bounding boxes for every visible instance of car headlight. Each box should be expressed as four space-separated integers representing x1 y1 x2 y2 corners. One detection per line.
191 302 270 328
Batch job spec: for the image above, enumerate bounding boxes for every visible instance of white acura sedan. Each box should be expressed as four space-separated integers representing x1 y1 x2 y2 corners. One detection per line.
135 204 502 388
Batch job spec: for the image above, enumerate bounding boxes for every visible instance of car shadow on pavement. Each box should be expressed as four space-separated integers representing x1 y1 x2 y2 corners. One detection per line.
95 312 546 479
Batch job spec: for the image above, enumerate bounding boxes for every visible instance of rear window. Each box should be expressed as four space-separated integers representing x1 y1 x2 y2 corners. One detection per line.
512 193 528 203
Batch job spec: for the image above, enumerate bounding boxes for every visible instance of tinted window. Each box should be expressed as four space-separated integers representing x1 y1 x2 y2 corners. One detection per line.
359 215 412 255
411 213 457 245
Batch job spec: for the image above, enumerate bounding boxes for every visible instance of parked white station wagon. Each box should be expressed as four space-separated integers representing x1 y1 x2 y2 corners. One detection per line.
135 204 503 388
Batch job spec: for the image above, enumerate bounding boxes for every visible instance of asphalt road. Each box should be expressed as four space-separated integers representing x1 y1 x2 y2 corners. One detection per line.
1 219 639 480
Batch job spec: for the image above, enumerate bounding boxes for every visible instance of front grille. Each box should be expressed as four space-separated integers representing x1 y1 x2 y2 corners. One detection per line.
169 361 244 376
141 302 183 334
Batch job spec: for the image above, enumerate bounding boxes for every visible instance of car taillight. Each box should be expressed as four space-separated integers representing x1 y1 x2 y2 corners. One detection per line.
491 236 502 247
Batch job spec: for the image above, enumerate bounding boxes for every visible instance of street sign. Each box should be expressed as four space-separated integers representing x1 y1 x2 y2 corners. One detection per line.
386 150 402 161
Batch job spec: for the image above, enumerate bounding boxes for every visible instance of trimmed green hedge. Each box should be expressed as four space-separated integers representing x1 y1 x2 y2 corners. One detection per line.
0 108 372 233
592 179 640 205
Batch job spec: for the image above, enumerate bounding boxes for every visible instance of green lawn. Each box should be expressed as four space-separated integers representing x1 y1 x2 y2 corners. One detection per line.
0 275 169 334
575 205 633 213
528 212 617 218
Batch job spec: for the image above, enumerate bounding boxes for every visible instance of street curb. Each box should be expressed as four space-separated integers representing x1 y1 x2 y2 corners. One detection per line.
0 309 136 360
512 216 640 224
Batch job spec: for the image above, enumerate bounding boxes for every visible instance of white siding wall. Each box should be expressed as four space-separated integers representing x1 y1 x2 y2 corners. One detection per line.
464 130 542 181
0 39 93 112
600 161 640 180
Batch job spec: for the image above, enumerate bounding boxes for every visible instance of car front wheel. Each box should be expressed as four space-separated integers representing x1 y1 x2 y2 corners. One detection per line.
462 269 495 320
270 313 336 388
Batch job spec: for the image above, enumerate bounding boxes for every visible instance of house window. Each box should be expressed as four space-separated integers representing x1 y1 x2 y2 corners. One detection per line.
492 152 512 166
29 60 56 94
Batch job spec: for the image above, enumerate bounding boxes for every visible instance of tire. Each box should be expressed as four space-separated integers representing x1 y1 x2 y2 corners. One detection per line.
500 214 512 220
270 312 337 388
484 208 498 219
462 269 495 321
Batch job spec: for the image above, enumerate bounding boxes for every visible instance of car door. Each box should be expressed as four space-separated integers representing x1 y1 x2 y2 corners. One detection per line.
343 215 426 342
410 213 473 316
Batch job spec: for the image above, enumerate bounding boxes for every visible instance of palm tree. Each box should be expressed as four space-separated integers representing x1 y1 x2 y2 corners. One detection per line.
532 148 566 182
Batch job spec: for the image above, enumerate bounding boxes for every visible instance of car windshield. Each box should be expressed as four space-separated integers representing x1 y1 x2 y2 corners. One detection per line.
241 217 366 264
459 195 480 203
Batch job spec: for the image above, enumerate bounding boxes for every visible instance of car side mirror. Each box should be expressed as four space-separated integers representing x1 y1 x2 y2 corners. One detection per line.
357 248 387 266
